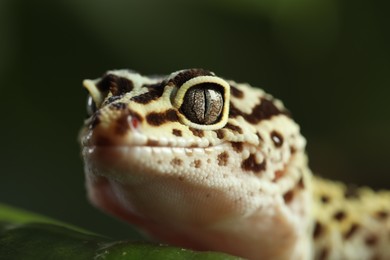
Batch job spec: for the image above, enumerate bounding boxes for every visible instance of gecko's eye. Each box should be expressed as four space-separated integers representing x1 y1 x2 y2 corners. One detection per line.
181 84 223 125
86 94 97 117
172 74 231 130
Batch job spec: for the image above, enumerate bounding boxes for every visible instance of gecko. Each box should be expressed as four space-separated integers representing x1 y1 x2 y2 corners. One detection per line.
79 68 390 260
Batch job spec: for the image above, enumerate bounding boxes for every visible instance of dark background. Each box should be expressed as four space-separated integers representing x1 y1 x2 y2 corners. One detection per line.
1 0 389 239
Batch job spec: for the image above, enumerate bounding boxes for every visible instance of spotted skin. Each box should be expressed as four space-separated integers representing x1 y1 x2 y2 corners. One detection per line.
80 69 390 260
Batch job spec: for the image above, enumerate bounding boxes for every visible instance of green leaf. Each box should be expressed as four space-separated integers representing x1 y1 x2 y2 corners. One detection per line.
0 204 240 260
0 203 94 235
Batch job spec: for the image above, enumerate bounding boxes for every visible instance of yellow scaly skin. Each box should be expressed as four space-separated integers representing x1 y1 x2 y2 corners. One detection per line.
80 69 390 260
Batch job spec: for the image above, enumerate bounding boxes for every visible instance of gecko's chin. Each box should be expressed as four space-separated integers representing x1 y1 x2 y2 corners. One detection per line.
84 173 151 228
82 144 254 242
82 145 171 228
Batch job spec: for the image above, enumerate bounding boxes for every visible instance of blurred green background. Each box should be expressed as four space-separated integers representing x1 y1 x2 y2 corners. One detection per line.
1 0 389 239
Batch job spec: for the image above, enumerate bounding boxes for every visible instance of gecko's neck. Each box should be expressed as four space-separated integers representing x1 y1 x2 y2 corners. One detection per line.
311 176 390 259
186 151 315 260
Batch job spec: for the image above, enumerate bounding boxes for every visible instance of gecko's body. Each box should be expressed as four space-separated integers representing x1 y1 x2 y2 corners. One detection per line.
80 69 390 260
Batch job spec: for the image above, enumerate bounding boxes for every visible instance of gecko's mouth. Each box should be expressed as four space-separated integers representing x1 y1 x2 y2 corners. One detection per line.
82 142 228 176
80 123 221 150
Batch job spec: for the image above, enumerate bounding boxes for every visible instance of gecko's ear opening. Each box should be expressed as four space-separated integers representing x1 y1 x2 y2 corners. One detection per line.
83 79 104 116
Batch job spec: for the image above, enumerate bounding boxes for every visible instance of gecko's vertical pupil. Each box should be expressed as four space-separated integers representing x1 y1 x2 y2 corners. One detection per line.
181 83 224 125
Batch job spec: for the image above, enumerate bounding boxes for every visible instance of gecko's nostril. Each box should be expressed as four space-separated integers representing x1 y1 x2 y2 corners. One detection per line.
129 115 140 130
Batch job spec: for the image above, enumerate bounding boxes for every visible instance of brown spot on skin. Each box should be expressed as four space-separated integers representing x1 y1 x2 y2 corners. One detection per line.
283 190 294 204
231 142 243 153
365 234 378 246
344 185 360 199
313 221 324 239
230 85 244 98
256 132 263 141
320 195 331 204
297 177 305 189
290 146 297 154
217 152 229 166
273 170 285 182
333 210 347 221
170 158 182 166
225 123 243 134
131 83 164 104
375 210 388 220
166 109 179 121
241 154 266 173
271 131 284 147
146 109 179 126
172 129 182 137
146 139 159 146
215 129 225 139
169 68 213 87
344 223 360 239
318 248 329 260
194 160 202 168
97 74 134 96
228 103 242 118
189 128 204 137
109 102 127 110
207 159 211 163
229 98 289 123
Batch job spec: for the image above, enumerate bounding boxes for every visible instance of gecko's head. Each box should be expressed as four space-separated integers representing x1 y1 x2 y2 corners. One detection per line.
80 69 308 247
81 68 231 148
